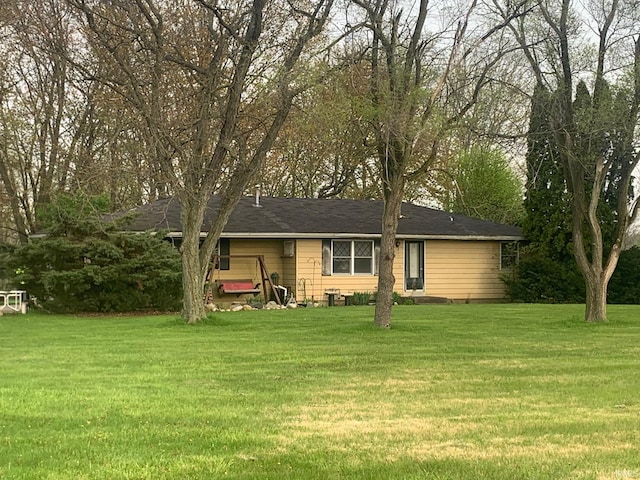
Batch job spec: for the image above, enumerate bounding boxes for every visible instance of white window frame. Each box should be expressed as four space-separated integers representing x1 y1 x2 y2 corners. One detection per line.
331 239 375 275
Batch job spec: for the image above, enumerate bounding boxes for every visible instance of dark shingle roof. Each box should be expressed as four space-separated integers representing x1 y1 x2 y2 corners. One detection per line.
115 195 523 240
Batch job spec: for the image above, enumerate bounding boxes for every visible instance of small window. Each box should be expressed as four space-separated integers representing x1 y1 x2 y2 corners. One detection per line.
331 240 374 275
216 238 230 270
332 240 352 274
353 241 373 274
500 242 518 270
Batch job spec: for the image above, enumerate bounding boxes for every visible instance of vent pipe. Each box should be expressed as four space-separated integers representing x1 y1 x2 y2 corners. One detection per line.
254 184 262 207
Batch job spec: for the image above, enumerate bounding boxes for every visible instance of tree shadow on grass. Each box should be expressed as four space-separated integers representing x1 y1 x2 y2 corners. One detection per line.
157 315 235 328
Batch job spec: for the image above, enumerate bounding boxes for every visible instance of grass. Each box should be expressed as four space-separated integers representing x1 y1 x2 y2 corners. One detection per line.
1 304 640 479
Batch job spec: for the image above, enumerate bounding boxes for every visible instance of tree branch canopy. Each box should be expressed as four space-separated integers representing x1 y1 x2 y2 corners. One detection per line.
506 0 640 321
66 0 334 322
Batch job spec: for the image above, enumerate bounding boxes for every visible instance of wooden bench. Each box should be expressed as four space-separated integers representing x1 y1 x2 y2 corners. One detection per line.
216 279 261 296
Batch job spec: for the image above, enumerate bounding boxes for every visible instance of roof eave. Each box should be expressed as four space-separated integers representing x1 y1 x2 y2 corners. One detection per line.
160 231 524 241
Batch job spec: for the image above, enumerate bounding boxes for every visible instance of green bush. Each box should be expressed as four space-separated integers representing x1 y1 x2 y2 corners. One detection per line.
350 291 373 305
396 293 415 305
8 193 182 313
504 247 640 305
608 247 640 304
348 291 413 306
10 232 182 313
502 253 585 303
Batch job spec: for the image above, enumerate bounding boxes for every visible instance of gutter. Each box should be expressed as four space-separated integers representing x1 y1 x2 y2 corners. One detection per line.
160 232 525 241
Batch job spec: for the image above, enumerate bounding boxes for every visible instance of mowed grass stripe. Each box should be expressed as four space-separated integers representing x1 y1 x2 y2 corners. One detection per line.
1 304 639 479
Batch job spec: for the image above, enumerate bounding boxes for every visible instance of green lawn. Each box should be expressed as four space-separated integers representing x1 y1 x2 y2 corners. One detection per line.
1 304 640 479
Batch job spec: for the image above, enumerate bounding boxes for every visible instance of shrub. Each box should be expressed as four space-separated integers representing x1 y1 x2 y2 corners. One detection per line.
608 247 640 304
504 247 640 305
8 193 182 313
350 291 373 305
502 253 585 303
10 232 182 313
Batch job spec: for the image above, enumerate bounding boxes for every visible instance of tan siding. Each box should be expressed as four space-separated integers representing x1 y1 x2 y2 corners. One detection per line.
209 237 506 303
281 255 296 293
424 240 505 300
295 239 327 301
294 239 404 302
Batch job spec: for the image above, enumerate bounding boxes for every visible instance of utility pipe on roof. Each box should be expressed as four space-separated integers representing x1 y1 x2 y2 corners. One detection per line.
254 184 261 207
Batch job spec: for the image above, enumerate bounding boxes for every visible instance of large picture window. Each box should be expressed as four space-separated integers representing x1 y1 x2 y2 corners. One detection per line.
331 240 374 275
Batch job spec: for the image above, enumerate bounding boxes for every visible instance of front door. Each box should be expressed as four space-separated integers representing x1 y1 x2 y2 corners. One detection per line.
404 241 424 291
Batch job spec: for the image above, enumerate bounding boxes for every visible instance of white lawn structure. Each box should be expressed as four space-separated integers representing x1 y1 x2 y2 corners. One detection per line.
0 290 28 314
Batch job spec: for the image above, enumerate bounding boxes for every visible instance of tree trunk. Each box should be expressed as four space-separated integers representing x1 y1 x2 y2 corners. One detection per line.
573 229 610 323
0 157 29 244
581 244 622 323
374 177 404 328
180 199 207 324
584 273 608 323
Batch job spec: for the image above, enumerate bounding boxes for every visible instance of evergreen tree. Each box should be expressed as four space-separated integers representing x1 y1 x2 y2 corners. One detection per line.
506 81 637 305
505 84 584 303
521 84 573 262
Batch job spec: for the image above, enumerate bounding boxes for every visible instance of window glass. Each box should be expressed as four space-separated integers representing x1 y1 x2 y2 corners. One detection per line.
353 241 373 274
408 242 421 278
500 242 518 269
354 241 372 257
332 240 374 275
354 258 372 274
333 240 351 274
333 258 351 273
215 238 230 270
333 241 351 257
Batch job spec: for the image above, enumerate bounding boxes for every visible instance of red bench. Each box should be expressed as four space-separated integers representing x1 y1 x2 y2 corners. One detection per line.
216 279 261 296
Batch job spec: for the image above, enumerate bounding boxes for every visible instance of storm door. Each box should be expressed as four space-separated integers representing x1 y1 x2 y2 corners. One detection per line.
404 241 425 291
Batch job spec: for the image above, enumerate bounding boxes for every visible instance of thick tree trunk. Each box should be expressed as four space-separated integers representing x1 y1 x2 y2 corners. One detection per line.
580 247 621 323
584 273 608 323
374 177 404 328
573 237 610 323
570 194 623 323
180 199 207 324
182 240 206 324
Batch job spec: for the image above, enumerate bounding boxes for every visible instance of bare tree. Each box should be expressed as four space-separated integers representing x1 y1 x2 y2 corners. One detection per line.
0 0 139 243
70 0 333 323
347 0 528 327
504 0 640 321
0 0 78 242
260 63 379 199
63 82 159 210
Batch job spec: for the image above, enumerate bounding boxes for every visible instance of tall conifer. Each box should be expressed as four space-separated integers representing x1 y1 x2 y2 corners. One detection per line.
521 84 573 262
